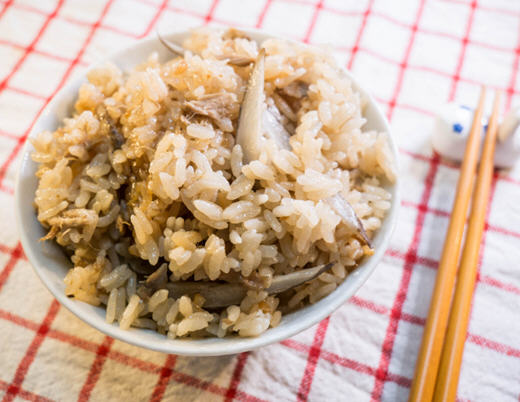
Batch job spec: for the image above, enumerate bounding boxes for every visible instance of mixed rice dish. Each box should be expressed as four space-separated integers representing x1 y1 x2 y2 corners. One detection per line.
32 28 396 338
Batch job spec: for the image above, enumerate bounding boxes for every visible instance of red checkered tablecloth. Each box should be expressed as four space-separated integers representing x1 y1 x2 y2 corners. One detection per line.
1 0 520 401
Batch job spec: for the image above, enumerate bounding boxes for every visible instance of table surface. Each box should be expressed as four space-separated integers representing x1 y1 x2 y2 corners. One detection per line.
1 0 520 401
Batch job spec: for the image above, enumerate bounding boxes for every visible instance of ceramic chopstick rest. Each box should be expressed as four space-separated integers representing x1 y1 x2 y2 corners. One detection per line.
431 103 520 168
431 103 476 163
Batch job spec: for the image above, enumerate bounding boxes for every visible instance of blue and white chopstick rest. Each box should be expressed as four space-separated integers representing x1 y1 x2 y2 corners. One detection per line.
432 103 520 168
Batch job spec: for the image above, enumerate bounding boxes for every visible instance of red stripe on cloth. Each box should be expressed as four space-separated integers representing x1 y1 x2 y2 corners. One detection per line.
352 294 520 360
347 0 374 70
277 0 317 6
0 243 23 292
296 318 330 402
387 245 520 299
6 86 48 100
401 149 520 192
415 65 518 94
77 336 115 402
283 337 413 389
49 325 161 373
255 0 273 28
224 352 250 402
140 0 169 38
0 128 20 141
0 243 19 256
401 200 450 217
479 275 520 296
0 37 79 65
319 350 375 377
321 349 412 389
487 223 520 240
283 338 376 377
437 0 520 19
0 184 13 195
138 0 215 22
384 100 435 117
3 300 60 402
467 334 520 358
204 0 220 22
506 22 520 110
350 296 390 315
370 153 439 402
149 355 177 402
280 338 310 353
402 198 520 242
385 248 437 269
104 349 161 375
0 0 14 20
499 174 520 186
400 311 426 327
302 0 323 44
419 26 513 54
0 379 52 402
386 0 426 120
448 0 478 101
0 309 40 332
327 5 381 21
0 0 65 93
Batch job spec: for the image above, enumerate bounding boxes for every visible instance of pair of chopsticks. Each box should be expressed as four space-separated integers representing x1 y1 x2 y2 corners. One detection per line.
409 88 502 402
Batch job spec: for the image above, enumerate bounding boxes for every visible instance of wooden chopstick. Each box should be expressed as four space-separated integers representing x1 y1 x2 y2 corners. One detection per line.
433 91 502 402
409 87 487 402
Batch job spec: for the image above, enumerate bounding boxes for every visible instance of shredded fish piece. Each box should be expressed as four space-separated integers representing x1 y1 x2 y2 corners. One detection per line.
158 33 254 66
326 194 371 247
184 93 239 132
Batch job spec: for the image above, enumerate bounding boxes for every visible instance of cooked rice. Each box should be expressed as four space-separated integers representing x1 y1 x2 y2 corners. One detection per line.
32 27 396 338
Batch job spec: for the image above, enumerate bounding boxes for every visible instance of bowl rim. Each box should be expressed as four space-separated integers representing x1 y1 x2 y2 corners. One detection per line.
15 28 400 356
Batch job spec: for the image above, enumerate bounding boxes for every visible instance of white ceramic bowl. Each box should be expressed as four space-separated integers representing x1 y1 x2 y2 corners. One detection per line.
15 29 400 356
